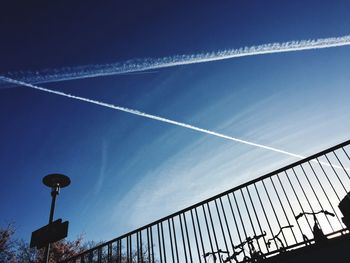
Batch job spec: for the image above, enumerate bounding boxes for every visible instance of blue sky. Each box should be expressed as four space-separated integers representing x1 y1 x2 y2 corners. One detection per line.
1 1 350 243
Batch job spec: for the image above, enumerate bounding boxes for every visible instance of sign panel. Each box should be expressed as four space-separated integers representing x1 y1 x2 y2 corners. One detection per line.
30 219 69 249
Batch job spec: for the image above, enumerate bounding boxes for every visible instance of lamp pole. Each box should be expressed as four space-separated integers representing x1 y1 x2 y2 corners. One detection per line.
42 174 71 263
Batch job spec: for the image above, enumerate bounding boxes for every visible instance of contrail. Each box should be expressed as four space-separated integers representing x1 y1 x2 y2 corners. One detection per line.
1 76 348 171
2 34 350 86
1 76 304 158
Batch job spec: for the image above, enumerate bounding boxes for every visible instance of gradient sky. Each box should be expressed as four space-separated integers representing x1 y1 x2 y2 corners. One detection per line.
1 1 350 244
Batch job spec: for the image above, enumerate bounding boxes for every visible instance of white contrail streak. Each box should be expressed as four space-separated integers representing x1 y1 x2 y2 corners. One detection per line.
1 76 304 159
1 76 348 171
3 34 350 86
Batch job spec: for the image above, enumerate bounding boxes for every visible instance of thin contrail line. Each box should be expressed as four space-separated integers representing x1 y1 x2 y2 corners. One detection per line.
1 76 304 158
1 76 348 171
2 34 350 86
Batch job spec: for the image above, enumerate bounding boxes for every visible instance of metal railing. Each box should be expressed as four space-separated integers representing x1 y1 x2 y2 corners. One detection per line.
64 139 350 263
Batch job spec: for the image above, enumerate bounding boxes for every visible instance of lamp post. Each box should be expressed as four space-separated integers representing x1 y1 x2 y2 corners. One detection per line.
42 173 71 263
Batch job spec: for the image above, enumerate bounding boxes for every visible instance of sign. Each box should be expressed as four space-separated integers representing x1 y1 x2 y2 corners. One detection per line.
30 219 69 249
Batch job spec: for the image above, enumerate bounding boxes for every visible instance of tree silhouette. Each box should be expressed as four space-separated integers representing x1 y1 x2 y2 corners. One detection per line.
0 224 85 263
0 224 16 263
1 224 155 263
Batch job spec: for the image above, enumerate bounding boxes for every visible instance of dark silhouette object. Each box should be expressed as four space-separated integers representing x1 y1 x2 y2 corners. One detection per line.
1 224 84 263
0 224 16 262
33 173 71 263
338 192 350 228
203 249 229 262
225 232 267 263
223 247 244 263
295 210 335 243
264 233 350 263
30 218 69 249
43 173 71 188
302 234 311 246
266 225 294 252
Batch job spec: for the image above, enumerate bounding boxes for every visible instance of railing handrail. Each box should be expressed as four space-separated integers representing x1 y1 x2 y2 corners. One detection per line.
67 138 350 261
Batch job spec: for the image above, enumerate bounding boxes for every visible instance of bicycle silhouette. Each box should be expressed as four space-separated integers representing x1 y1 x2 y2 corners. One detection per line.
203 249 229 263
224 232 267 263
203 232 267 263
266 225 294 252
295 210 335 243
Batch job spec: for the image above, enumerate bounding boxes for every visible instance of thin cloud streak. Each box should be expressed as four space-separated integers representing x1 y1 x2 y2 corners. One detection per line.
3 34 350 85
1 76 304 159
2 76 348 171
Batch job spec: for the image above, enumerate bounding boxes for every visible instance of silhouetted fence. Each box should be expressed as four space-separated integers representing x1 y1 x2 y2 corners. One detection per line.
64 139 350 263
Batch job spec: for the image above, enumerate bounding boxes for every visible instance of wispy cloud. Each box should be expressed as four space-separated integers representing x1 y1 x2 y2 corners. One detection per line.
109 120 297 233
94 140 108 195
107 97 349 235
2 35 350 86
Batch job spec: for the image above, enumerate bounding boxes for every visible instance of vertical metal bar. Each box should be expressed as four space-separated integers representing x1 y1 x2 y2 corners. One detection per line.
89 251 93 263
245 186 269 252
240 188 262 252
179 214 188 263
253 183 278 250
137 231 140 263
168 219 175 263
308 161 343 228
126 237 129 263
130 235 133 263
195 208 207 263
147 228 151 263
98 247 102 263
299 164 333 230
276 173 304 241
285 170 313 233
161 222 167 263
190 209 202 262
291 167 315 215
270 177 298 243
116 240 119 263
232 192 248 239
44 186 58 263
140 231 144 263
333 151 350 180
342 147 350 163
150 226 155 263
108 243 112 263
171 217 180 263
118 239 122 263
233 190 251 258
207 202 222 263
202 204 215 260
324 154 348 194
157 223 163 263
214 199 229 254
227 194 246 257
96 248 100 263
129 235 133 262
316 157 341 201
127 236 130 263
183 213 193 263
219 197 235 252
262 180 288 246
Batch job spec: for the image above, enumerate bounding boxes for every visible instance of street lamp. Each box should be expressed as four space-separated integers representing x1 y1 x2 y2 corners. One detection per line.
42 173 71 263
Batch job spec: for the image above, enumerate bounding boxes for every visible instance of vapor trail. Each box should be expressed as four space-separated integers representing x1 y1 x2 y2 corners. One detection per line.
2 76 348 171
3 34 350 86
1 76 305 158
